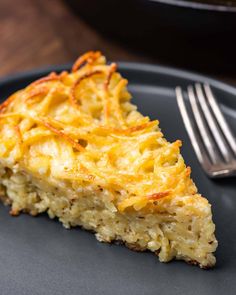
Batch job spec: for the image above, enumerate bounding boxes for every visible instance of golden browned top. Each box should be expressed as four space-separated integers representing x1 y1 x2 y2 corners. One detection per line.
0 51 200 212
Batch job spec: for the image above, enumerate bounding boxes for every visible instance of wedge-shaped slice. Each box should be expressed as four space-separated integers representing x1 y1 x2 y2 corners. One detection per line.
0 51 217 268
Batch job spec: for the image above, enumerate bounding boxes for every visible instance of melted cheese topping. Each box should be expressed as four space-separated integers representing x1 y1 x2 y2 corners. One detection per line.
0 51 199 212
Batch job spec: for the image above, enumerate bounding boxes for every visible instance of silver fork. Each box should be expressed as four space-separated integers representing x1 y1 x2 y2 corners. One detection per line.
176 83 236 178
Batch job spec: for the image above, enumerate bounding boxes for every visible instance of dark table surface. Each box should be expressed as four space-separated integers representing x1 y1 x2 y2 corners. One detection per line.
0 0 236 86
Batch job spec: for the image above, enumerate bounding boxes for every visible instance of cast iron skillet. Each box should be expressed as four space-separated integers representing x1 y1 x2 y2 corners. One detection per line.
156 0 236 11
66 0 236 72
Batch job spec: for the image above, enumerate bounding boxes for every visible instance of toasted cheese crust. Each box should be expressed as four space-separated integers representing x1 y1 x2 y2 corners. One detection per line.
0 52 197 211
0 51 217 268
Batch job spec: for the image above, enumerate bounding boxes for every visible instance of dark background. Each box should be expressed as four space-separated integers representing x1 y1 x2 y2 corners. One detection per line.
0 0 235 85
0 0 150 75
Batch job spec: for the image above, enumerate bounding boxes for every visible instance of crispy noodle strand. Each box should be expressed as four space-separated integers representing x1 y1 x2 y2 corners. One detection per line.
72 51 101 72
0 51 195 212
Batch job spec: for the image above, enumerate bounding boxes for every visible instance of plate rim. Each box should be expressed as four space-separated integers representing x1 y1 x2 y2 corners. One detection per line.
0 61 236 98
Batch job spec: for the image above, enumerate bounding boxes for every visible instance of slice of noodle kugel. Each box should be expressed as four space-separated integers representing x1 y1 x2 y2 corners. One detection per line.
0 51 217 268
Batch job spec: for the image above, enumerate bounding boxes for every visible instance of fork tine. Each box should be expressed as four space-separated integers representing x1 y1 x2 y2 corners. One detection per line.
195 83 233 163
204 84 236 156
187 85 221 165
175 87 212 172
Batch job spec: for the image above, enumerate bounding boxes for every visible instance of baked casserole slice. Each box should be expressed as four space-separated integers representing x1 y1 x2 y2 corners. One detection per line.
0 51 217 268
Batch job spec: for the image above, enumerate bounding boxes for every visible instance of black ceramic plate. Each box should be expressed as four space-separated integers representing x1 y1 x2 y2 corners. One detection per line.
0 63 236 295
